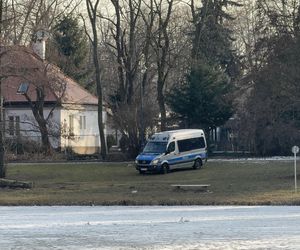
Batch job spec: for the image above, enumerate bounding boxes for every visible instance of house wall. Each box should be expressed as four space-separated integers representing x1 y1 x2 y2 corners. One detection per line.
4 106 61 148
60 104 106 155
4 105 107 155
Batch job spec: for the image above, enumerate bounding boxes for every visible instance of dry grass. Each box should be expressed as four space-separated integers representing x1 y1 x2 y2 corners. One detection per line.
1 161 300 205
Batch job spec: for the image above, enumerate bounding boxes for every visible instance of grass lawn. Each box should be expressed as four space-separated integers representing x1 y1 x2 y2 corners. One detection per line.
1 160 300 205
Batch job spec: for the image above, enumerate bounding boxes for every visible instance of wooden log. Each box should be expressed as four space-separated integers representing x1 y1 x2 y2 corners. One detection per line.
171 184 210 191
0 178 33 189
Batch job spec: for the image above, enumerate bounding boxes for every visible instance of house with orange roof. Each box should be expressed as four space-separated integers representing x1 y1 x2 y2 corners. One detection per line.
1 41 107 155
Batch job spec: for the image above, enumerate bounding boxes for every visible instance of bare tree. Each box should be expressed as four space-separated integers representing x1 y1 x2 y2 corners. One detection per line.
23 64 66 154
100 0 147 156
152 0 173 131
2 0 82 45
85 0 107 159
107 0 141 105
1 46 67 154
99 0 191 155
106 0 174 130
141 0 190 131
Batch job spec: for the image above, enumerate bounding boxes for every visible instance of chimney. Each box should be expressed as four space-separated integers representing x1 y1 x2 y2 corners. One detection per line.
32 30 49 60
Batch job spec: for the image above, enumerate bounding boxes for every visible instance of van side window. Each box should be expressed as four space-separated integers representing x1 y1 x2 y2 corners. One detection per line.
167 142 175 153
178 137 206 152
178 139 189 152
194 137 206 149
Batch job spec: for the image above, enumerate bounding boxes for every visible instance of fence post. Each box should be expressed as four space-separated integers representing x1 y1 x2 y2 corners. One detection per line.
292 146 299 193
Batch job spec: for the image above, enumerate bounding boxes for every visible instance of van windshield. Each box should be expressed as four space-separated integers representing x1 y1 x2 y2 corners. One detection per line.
143 141 168 154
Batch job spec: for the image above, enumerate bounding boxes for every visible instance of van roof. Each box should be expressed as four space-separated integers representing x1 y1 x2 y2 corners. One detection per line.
149 129 205 142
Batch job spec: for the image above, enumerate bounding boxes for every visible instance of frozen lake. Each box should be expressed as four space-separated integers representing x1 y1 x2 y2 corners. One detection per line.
0 206 300 249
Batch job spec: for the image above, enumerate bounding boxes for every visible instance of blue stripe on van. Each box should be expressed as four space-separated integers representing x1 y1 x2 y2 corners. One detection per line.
168 157 183 164
167 152 207 166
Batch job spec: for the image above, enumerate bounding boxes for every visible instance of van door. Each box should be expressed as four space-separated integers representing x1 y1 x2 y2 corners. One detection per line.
164 141 178 170
176 139 195 169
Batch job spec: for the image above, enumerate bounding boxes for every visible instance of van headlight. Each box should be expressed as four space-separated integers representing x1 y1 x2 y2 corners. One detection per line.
151 159 160 165
135 159 138 164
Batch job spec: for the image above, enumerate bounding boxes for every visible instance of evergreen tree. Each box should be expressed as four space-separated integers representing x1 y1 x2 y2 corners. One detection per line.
192 0 241 78
49 15 90 84
166 64 233 131
238 0 300 155
168 0 239 135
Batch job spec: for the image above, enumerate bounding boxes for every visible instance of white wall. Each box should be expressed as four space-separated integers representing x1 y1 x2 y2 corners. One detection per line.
4 107 61 148
60 105 107 154
5 105 107 154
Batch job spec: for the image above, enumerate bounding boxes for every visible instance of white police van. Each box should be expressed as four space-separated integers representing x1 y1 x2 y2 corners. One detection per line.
135 129 207 174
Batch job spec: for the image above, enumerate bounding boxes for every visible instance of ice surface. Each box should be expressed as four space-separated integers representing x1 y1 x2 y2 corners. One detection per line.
0 206 300 249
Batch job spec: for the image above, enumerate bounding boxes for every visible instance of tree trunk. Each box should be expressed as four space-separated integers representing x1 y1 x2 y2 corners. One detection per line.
157 80 166 131
93 22 107 161
0 76 5 178
0 2 6 178
25 88 52 155
112 0 126 102
86 0 107 160
154 0 173 132
30 109 52 154
0 114 5 178
36 116 52 154
95 67 107 159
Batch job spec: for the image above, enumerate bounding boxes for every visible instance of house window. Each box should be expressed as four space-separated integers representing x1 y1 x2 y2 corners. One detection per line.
79 116 86 130
8 116 20 136
69 115 74 134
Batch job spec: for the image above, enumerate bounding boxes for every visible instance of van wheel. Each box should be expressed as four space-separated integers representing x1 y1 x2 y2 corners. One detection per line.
193 159 202 169
161 164 169 174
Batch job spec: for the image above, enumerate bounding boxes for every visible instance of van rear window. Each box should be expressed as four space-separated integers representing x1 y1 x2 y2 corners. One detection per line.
177 137 205 152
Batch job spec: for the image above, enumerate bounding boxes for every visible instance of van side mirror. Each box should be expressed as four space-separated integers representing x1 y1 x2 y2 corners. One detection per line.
165 149 170 155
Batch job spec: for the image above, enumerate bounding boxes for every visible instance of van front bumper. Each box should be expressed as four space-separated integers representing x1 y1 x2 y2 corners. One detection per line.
136 164 161 173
